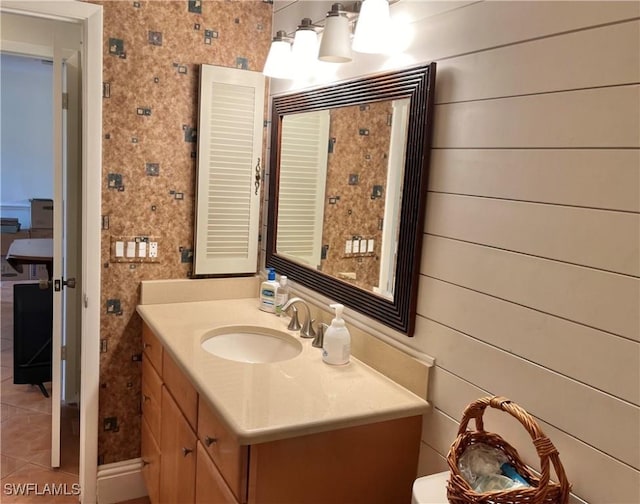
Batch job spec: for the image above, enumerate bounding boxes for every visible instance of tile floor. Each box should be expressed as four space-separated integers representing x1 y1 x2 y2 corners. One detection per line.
1 280 80 503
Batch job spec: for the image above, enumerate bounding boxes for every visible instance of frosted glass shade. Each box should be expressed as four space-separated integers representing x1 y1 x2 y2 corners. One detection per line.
263 38 292 79
352 0 390 54
292 27 319 74
318 12 352 63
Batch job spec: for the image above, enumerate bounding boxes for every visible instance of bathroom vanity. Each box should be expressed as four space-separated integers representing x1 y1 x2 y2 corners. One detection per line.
137 296 428 504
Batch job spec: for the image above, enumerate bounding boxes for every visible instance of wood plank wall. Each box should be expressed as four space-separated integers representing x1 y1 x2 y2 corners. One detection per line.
270 2 640 502
410 3 640 503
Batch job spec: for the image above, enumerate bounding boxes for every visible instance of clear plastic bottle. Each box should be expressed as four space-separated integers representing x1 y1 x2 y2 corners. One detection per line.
275 276 289 317
322 303 351 365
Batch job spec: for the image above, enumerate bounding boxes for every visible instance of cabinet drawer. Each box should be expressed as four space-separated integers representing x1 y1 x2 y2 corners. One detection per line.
141 357 162 441
142 323 163 375
163 350 198 431
198 397 248 503
195 442 239 504
141 416 161 504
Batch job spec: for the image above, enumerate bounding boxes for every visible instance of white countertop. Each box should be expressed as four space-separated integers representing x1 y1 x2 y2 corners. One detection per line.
137 298 428 445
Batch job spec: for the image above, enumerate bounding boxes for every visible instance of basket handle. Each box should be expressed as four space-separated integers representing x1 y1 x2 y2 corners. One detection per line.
458 396 570 500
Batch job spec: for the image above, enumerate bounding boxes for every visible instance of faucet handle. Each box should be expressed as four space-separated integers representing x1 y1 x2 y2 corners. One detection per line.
312 323 329 348
287 305 301 331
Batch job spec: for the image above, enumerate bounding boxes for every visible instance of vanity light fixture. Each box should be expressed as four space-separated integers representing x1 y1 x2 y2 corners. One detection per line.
263 30 292 79
352 0 390 54
263 0 394 78
318 3 352 63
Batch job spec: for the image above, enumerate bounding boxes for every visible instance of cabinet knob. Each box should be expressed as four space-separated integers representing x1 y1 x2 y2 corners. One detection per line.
142 459 150 467
143 395 151 402
204 436 217 447
182 447 193 457
143 343 151 349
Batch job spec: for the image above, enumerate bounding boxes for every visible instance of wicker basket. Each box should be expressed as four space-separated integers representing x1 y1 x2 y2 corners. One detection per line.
446 396 570 504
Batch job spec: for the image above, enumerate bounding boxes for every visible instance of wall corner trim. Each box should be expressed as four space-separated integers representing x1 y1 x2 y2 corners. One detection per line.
96 458 147 504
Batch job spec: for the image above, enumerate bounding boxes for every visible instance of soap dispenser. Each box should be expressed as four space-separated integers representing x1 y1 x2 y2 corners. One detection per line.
259 268 279 313
322 303 351 365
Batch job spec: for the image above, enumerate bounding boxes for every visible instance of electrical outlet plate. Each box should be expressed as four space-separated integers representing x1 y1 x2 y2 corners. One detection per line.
110 235 160 263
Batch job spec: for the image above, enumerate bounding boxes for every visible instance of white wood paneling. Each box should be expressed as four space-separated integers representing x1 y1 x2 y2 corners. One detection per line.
417 441 448 477
434 19 640 104
414 315 640 468
404 1 640 65
418 277 640 405
428 149 640 212
422 235 640 340
434 85 640 148
425 193 640 275
424 367 640 503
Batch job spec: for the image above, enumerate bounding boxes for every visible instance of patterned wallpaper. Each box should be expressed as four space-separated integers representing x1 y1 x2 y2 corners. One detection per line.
89 0 271 465
320 101 392 292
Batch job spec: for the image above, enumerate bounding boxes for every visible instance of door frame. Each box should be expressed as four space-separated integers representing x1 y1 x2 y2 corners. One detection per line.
0 2 102 503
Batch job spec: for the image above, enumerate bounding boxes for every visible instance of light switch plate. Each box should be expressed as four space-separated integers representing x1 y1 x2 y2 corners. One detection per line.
110 235 160 263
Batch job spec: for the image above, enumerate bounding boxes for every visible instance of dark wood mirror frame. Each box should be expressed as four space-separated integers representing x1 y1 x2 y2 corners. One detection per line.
266 63 436 336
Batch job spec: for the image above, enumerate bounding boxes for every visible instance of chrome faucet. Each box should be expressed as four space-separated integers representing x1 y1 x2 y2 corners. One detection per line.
281 297 316 339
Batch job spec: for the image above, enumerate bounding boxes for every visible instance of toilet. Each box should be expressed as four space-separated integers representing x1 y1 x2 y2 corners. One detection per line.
411 471 450 503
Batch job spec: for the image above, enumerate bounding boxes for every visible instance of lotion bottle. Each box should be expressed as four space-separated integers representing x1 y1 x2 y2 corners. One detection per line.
275 275 289 317
322 303 351 365
259 268 279 313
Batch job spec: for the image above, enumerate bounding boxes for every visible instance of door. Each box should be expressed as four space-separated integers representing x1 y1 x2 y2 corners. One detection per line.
62 52 81 406
194 65 265 275
276 110 330 269
51 39 81 469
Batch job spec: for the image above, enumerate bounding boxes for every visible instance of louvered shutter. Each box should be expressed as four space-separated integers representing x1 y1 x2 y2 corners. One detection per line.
276 110 330 268
194 65 264 274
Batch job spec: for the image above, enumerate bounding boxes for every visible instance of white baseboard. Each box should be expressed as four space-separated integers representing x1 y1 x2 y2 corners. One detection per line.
96 458 147 504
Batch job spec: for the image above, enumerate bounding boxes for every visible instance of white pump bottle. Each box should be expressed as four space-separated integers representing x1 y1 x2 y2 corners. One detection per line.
322 303 351 365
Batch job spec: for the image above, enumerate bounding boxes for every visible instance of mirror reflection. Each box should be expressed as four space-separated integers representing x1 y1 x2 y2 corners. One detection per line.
276 98 410 300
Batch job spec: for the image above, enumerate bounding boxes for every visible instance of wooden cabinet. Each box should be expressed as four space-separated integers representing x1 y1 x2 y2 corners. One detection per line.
195 442 239 504
142 323 163 374
140 322 421 504
140 416 161 504
197 397 248 502
160 386 197 504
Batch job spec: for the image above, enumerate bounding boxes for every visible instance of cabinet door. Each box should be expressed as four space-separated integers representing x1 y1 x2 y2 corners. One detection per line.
141 416 161 504
197 397 248 502
163 350 198 431
141 356 162 441
160 387 197 504
194 64 265 275
195 442 239 504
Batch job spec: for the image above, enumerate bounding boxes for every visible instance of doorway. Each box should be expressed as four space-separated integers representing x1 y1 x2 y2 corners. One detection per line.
0 2 102 502
0 29 81 497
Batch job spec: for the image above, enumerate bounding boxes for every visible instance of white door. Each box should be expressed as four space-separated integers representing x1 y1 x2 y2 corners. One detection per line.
51 40 81 469
276 110 330 268
194 65 265 275
63 52 81 405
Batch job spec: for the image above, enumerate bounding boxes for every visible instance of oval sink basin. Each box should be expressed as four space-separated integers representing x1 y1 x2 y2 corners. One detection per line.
200 326 302 364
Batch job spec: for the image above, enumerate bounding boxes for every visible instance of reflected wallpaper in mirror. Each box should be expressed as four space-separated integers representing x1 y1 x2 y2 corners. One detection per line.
276 99 410 299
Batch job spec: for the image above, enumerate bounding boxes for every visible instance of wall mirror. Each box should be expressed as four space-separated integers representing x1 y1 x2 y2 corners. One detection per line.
266 63 436 336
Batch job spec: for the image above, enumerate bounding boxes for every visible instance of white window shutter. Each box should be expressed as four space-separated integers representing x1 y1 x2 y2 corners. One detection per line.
194 65 265 274
276 110 330 268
